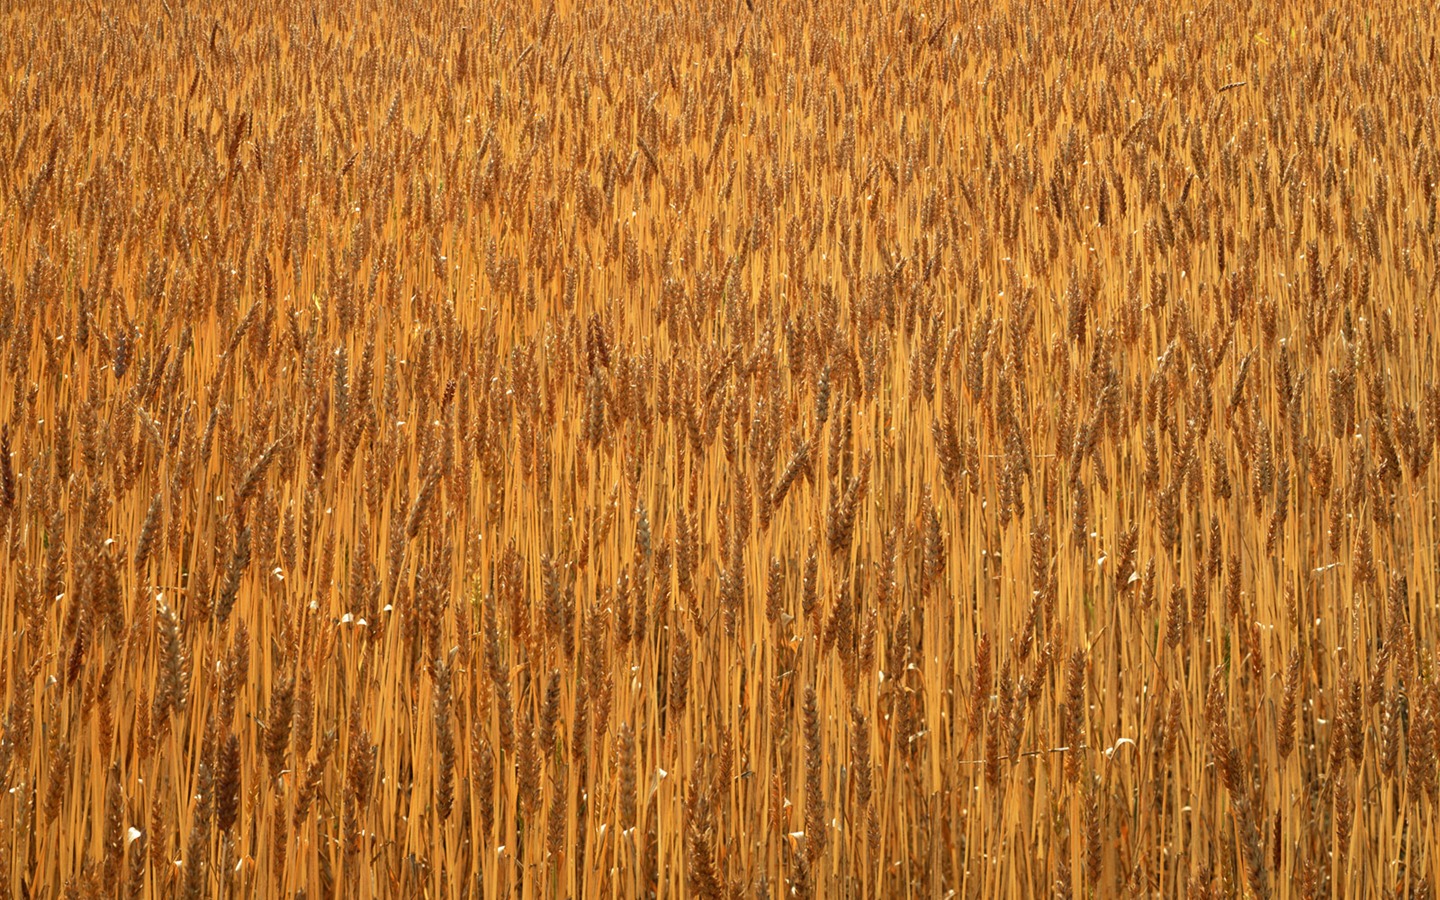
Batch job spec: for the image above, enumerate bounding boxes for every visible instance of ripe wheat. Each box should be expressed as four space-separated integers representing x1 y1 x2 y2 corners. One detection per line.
0 0 1438 897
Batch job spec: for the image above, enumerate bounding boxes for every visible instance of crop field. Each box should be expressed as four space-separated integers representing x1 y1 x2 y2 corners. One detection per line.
1 0 1439 896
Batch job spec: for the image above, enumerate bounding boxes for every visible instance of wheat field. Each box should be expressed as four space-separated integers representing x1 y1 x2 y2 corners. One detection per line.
1 0 1438 896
